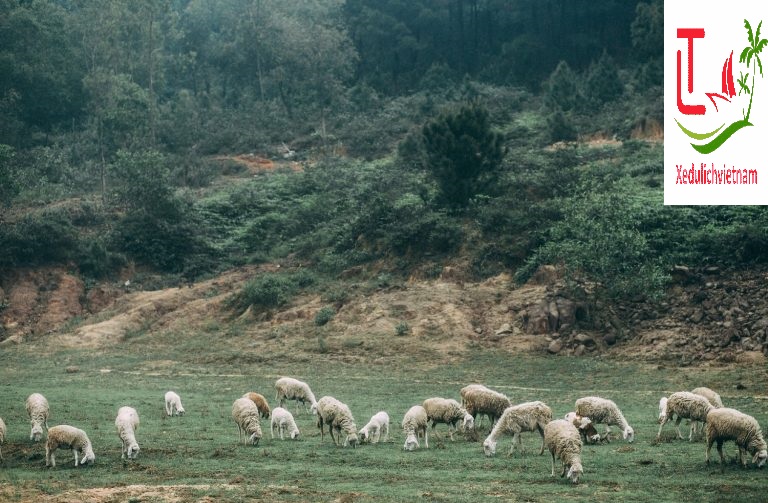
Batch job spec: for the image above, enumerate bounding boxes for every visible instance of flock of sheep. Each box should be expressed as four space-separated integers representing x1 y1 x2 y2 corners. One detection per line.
1 378 766 484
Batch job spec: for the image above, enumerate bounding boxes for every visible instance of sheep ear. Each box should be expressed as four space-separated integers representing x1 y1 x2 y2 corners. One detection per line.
752 452 760 464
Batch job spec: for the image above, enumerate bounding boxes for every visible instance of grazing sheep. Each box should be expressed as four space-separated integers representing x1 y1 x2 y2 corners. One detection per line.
575 396 634 443
461 385 512 429
0 416 5 461
243 392 271 419
270 407 300 440
402 405 429 451
690 387 723 435
164 391 185 417
483 401 552 457
544 419 584 484
316 396 358 448
460 384 492 425
423 398 475 441
564 412 602 444
705 408 767 470
232 397 263 446
275 377 318 415
359 411 390 444
25 393 49 442
45 425 95 468
115 406 140 460
657 392 714 441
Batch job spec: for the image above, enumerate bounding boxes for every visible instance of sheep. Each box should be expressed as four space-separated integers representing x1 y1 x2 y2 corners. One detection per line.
461 385 512 429
242 392 271 419
0 416 5 461
115 406 140 460
422 397 475 441
657 392 714 441
544 419 584 484
575 396 634 443
482 401 552 457
275 377 318 415
164 391 185 417
705 407 767 470
315 396 358 448
402 405 429 451
232 397 263 446
359 411 390 444
564 412 602 444
270 407 300 440
690 386 723 435
45 425 95 468
25 393 49 442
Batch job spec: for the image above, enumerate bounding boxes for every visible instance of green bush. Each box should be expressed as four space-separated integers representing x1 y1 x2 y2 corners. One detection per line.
315 306 336 326
227 273 298 314
0 210 80 267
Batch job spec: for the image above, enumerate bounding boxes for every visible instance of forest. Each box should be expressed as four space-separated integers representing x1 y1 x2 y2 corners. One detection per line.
1 0 766 307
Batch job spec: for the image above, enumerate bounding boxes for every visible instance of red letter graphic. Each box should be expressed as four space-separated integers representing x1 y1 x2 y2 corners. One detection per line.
677 28 706 115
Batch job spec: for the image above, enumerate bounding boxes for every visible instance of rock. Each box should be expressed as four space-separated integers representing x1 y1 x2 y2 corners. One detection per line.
495 323 512 336
547 340 563 354
574 333 595 346
690 308 704 323
573 344 586 356
528 265 560 285
65 366 80 374
603 333 617 345
0 334 22 346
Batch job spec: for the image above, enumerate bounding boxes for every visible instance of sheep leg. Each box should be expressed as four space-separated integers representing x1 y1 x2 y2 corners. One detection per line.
46 446 55 467
280 425 285 440
716 440 726 472
538 426 546 455
656 416 668 439
508 432 519 457
550 452 556 476
424 429 429 449
674 417 684 440
604 425 612 443
382 423 389 443
74 450 80 467
738 446 746 467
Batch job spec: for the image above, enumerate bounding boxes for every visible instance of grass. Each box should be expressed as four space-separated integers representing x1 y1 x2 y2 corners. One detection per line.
0 345 766 502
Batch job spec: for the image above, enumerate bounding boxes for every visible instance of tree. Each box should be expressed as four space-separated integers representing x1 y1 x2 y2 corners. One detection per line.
739 19 767 121
420 103 504 209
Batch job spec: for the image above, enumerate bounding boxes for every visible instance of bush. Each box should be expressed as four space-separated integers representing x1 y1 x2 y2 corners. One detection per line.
227 273 297 314
315 306 336 326
0 210 80 268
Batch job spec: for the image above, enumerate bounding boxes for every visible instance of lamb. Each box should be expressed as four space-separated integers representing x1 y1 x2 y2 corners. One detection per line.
359 411 390 444
232 397 263 446
564 412 602 444
482 401 552 457
690 386 723 435
402 405 429 451
25 393 49 442
115 406 140 460
275 377 318 415
657 391 714 441
575 396 634 443
422 397 475 441
315 396 359 448
0 416 5 461
243 392 271 419
544 419 584 484
45 425 95 468
270 407 300 440
461 385 512 428
705 407 767 470
164 391 185 417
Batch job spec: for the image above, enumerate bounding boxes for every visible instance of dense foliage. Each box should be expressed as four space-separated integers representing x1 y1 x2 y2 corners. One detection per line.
3 0 767 305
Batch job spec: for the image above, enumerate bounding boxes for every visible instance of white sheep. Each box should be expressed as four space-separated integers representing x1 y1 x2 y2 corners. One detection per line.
544 419 584 484
564 411 602 444
705 407 767 470
275 377 318 415
483 401 552 457
243 392 271 419
232 397 263 446
316 396 358 448
164 391 185 417
422 397 475 441
25 393 49 442
115 406 140 460
690 386 723 435
359 411 390 444
45 425 95 468
270 407 300 440
0 416 5 461
575 396 634 443
657 391 713 441
461 385 511 428
402 405 429 451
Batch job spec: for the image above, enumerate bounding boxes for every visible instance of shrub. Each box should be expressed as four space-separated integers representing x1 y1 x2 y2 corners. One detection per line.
395 321 410 336
227 273 296 314
315 306 336 326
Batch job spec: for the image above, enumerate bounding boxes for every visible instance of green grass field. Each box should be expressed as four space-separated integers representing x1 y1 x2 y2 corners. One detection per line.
0 346 766 502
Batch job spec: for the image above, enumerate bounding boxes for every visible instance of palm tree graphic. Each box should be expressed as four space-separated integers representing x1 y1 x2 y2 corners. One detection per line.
739 19 767 121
